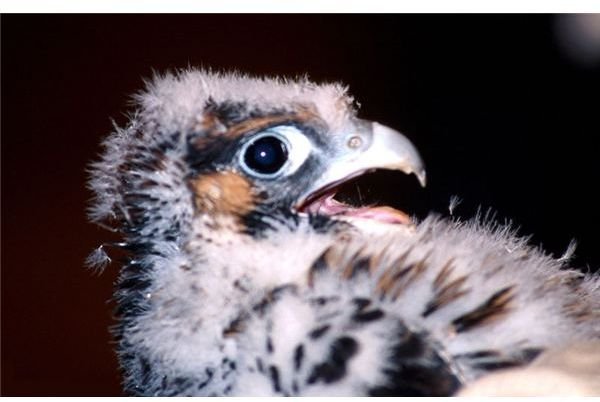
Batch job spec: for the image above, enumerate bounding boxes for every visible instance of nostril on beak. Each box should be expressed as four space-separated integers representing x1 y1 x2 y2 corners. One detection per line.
347 135 363 149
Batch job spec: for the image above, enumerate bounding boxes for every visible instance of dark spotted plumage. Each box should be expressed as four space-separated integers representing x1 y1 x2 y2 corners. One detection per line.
88 69 600 396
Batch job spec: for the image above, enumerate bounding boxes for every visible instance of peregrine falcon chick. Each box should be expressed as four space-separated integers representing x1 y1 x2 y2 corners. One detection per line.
87 69 599 396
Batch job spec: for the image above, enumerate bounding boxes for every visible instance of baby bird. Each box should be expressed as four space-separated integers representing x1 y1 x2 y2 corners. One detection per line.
87 69 599 396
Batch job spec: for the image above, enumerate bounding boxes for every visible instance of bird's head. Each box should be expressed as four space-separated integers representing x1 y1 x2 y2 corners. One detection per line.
88 69 425 262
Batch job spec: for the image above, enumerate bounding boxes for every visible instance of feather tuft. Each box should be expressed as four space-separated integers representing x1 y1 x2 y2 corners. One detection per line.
558 239 577 263
86 244 112 274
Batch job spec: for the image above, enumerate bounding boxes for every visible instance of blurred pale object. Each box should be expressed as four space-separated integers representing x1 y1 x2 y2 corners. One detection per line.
458 341 600 396
555 14 600 67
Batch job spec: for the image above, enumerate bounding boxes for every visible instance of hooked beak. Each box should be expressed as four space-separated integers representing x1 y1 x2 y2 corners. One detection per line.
295 121 426 225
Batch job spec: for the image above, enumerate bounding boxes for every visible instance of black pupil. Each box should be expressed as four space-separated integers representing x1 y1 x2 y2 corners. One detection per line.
244 136 288 174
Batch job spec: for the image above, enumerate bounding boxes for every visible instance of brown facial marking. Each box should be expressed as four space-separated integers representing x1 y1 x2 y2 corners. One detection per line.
451 286 515 333
224 107 321 140
192 107 322 150
191 112 227 149
199 109 226 132
189 171 256 218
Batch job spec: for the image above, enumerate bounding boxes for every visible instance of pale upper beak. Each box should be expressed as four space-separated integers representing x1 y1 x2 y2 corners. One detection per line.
296 121 426 208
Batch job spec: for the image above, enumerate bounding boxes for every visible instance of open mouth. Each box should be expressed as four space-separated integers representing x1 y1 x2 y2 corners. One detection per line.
295 169 423 225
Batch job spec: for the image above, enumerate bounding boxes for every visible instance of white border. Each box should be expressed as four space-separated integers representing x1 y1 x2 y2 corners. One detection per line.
1 397 598 401
1 0 600 13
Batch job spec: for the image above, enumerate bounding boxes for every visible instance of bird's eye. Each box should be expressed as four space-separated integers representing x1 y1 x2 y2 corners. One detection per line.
239 126 312 179
241 134 289 177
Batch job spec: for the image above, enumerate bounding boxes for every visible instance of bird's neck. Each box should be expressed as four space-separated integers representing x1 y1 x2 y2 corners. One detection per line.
187 215 345 296
114 215 351 394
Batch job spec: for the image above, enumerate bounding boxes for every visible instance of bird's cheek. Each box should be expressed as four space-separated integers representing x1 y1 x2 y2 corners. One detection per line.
188 170 257 225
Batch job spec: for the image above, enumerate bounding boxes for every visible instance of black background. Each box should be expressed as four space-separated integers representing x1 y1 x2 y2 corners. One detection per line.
2 14 599 395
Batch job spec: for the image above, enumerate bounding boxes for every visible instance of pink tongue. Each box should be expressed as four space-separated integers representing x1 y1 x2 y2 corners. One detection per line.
306 193 411 225
348 205 411 224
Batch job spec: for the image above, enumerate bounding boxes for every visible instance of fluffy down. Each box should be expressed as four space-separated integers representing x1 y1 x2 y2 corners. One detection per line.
87 69 600 396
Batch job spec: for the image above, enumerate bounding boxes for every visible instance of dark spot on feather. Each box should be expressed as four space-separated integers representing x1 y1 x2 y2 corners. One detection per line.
139 357 152 385
368 326 461 396
352 309 384 323
309 295 339 306
352 297 371 310
521 347 543 362
308 213 338 233
473 360 521 371
459 347 543 372
307 337 358 385
309 324 331 339
196 368 214 390
256 357 264 373
233 279 249 293
269 365 281 393
270 284 297 299
391 331 426 359
252 297 271 315
294 344 305 371
173 377 188 387
223 315 246 337
454 349 501 360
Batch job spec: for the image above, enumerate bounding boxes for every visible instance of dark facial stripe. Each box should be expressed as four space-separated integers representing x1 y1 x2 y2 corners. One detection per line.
225 111 316 139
